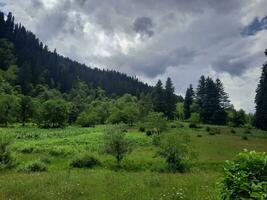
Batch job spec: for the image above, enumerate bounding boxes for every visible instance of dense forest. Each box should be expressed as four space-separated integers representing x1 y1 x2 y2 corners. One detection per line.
0 12 152 96
0 11 266 131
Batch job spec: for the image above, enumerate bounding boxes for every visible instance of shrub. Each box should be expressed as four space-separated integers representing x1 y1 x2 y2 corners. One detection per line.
152 134 161 146
37 99 69 128
146 130 152 136
48 147 71 157
230 128 236 134
18 146 34 154
197 134 202 138
209 128 221 135
177 123 184 128
19 160 47 172
220 150 267 200
139 127 145 132
189 123 197 128
170 124 176 128
206 126 210 132
76 111 100 127
143 112 167 133
188 112 200 124
244 129 252 134
104 125 131 167
158 133 196 173
0 137 13 169
70 154 101 168
242 135 248 140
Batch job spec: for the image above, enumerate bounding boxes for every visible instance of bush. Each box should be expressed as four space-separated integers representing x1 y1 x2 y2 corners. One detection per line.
197 134 202 138
76 111 100 127
48 147 71 157
242 135 248 140
139 127 145 132
0 137 13 169
209 128 221 135
189 123 198 128
176 123 184 128
206 126 210 132
37 99 69 128
70 154 101 168
18 146 34 154
19 160 47 172
104 125 131 167
171 125 177 129
244 129 252 134
220 150 267 199
143 112 167 133
152 134 161 146
188 112 200 124
158 133 196 173
230 128 236 134
146 130 152 136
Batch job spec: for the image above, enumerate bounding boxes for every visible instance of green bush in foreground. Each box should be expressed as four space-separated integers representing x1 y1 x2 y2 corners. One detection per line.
158 133 196 173
104 125 131 167
19 160 47 172
0 137 13 169
70 154 101 168
220 150 267 200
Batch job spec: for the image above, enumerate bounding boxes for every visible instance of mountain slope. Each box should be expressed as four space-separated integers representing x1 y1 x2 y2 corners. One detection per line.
0 11 152 96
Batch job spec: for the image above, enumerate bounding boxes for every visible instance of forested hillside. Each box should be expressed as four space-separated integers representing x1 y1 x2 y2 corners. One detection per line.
0 12 152 96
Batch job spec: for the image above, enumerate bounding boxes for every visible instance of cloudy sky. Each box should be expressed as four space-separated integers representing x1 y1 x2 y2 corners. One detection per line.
1 0 267 112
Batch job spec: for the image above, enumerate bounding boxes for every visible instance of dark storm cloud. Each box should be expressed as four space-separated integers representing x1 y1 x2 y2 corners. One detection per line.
212 56 248 76
31 0 43 9
133 16 154 38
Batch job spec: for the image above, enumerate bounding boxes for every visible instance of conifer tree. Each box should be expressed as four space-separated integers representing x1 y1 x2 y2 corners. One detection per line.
196 76 228 124
153 80 165 113
255 49 267 130
184 84 194 119
164 77 176 120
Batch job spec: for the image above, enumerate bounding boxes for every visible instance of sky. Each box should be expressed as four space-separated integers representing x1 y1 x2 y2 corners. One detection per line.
1 0 267 113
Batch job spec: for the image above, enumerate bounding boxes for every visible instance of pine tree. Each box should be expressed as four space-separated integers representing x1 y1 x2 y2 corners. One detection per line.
215 78 230 109
184 84 194 119
255 50 267 130
164 77 176 120
196 76 228 125
153 80 165 114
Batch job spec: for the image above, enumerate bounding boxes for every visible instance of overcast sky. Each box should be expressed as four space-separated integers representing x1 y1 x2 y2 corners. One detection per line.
1 0 267 112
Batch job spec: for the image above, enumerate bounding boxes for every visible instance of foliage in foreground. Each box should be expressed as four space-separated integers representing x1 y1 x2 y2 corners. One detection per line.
70 154 101 168
0 136 13 169
19 159 47 172
220 150 267 200
104 125 131 167
158 133 196 173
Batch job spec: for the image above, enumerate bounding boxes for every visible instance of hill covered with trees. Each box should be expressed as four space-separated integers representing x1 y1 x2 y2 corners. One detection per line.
0 12 152 96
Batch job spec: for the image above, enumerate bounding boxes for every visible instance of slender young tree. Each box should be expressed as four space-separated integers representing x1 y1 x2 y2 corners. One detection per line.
255 49 267 130
184 84 194 119
164 77 176 120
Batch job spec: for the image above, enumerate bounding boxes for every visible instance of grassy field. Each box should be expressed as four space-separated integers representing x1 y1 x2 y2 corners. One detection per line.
0 123 267 200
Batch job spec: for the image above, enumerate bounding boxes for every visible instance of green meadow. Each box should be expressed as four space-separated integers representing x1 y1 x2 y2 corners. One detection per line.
0 123 267 200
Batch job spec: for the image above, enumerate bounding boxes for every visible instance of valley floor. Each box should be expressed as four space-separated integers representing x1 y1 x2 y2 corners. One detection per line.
0 123 267 200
